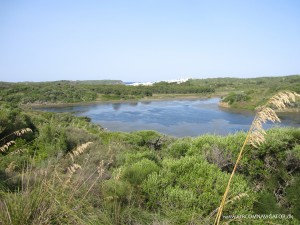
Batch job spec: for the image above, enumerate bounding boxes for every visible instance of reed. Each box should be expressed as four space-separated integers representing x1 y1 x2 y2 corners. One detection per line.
214 91 300 225
65 163 82 184
0 128 32 153
13 128 32 137
68 142 93 162
0 141 16 153
64 142 93 185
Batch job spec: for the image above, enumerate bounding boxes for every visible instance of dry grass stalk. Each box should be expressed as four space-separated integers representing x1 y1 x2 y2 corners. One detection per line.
0 128 32 153
214 91 299 225
13 128 32 136
10 148 24 155
80 160 106 200
64 142 93 187
0 141 16 153
97 160 105 177
0 128 32 142
69 142 93 162
5 161 16 173
207 193 248 222
115 168 122 181
65 163 82 184
225 193 248 205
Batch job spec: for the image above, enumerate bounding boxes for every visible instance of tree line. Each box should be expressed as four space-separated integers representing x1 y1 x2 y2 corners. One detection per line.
0 81 215 104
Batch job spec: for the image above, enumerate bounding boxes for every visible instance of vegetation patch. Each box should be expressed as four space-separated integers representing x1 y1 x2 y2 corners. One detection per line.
0 88 300 224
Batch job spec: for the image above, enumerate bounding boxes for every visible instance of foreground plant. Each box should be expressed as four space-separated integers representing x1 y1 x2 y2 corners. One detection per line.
214 91 300 225
0 136 105 225
0 128 32 153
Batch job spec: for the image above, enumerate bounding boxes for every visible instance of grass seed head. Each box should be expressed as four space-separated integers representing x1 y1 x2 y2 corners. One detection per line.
13 128 32 136
248 91 299 148
0 141 16 152
69 142 93 161
65 163 82 184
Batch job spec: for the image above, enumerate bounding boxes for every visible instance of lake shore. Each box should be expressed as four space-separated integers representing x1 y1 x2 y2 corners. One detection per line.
30 97 300 137
24 93 300 114
24 93 225 108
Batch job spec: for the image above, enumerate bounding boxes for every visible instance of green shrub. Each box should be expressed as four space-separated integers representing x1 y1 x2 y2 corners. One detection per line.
122 159 160 186
102 179 133 204
167 138 191 158
286 176 300 220
253 191 281 214
142 156 254 224
116 150 158 167
223 92 251 104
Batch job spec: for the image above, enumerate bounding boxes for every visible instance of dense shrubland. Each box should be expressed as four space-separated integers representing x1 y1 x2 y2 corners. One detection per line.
0 80 214 105
1 75 300 110
1 103 300 224
213 75 300 109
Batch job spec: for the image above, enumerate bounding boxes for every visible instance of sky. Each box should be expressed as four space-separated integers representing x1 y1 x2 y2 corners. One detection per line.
0 0 300 82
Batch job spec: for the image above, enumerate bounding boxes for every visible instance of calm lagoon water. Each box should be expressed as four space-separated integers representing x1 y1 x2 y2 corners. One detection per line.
36 98 300 137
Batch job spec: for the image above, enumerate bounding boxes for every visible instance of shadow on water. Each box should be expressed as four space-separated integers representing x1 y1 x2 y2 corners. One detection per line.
112 103 121 111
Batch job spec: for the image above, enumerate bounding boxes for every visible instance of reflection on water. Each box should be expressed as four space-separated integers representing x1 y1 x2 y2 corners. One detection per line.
35 98 300 137
112 103 121 111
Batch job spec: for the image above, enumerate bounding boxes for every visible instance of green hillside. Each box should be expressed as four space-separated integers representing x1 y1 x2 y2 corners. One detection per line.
1 75 299 110
0 100 300 224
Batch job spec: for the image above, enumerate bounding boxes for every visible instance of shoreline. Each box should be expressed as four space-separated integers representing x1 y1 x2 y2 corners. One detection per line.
22 94 300 114
217 101 300 113
24 94 223 108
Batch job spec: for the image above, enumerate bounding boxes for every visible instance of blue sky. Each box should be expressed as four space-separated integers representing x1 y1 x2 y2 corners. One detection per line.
0 0 300 82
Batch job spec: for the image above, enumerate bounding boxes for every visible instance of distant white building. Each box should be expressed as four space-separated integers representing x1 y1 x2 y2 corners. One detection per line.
127 78 190 86
164 78 189 84
129 82 154 86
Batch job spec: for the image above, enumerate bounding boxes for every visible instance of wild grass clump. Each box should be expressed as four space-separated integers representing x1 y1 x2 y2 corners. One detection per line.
0 162 109 225
0 125 103 224
214 91 300 225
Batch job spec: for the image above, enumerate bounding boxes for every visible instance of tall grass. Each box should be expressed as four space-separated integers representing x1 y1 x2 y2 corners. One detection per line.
0 128 32 153
0 137 103 225
214 91 300 225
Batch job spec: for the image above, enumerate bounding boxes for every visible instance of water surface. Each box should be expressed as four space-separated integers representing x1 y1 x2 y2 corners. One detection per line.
36 98 300 137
